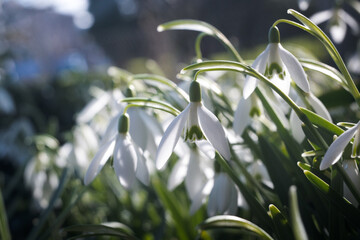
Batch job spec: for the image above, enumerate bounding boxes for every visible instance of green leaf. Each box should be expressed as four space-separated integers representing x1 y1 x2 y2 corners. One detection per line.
199 215 274 240
0 189 11 240
303 170 360 226
157 20 243 62
287 9 360 104
289 186 309 240
300 107 344 135
60 223 137 240
269 204 293 240
300 58 347 87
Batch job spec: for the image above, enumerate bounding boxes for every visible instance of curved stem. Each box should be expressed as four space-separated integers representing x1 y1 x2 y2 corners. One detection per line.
130 74 189 102
121 98 181 116
195 33 207 61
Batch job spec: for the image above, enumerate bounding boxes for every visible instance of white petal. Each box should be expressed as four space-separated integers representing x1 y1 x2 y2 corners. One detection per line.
243 47 269 99
320 123 360 170
156 104 191 169
100 114 120 146
198 104 231 160
133 141 150 186
84 137 116 185
278 44 310 93
76 92 110 123
167 156 189 190
185 150 207 200
342 160 360 207
224 181 238 215
196 140 215 159
308 94 332 122
330 19 347 44
310 10 333 24
233 97 252 136
207 173 233 216
290 109 305 143
189 179 214 215
113 134 137 189
128 108 148 151
217 174 233 213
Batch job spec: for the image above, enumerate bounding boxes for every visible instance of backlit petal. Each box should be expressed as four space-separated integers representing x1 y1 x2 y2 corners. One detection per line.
320 122 360 170
198 104 231 160
185 150 207 200
243 47 269 99
84 137 116 185
113 134 137 189
167 156 189 190
342 160 360 207
278 45 310 93
156 104 191 169
233 97 252 136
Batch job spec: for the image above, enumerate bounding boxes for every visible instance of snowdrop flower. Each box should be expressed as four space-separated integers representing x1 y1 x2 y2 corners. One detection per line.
290 93 332 143
156 81 231 169
167 147 214 201
320 121 360 170
84 113 149 189
243 26 310 99
207 173 238 216
310 7 359 44
342 160 360 207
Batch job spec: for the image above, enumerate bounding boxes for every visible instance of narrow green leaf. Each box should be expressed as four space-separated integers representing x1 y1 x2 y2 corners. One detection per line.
300 59 347 87
300 107 344 135
61 223 137 240
269 204 292 240
157 20 243 62
199 215 274 240
287 9 360 104
152 176 194 240
258 135 293 205
303 170 360 226
289 186 309 240
0 189 11 240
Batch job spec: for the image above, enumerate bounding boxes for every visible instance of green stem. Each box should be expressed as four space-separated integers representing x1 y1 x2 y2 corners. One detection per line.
195 33 207 61
130 74 189 102
121 97 181 116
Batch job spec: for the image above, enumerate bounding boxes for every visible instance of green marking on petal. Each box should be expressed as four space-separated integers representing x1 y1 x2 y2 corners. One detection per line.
250 106 261 117
185 125 206 142
265 63 285 79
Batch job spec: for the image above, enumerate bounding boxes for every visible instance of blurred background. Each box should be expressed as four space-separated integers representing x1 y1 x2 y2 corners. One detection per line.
0 0 359 239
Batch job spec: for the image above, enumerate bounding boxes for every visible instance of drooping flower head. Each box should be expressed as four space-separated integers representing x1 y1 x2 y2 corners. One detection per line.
320 121 360 170
243 26 310 99
84 113 149 189
156 81 231 170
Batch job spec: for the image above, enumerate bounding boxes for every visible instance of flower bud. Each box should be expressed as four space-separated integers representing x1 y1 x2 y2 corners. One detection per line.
268 26 280 43
189 81 202 102
118 113 129 133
